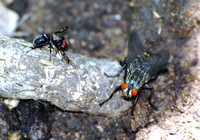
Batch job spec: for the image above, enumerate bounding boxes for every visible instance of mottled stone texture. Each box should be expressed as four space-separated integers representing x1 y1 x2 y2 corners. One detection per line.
0 36 132 116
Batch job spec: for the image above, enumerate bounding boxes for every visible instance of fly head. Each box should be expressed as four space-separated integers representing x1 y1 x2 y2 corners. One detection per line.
121 83 138 99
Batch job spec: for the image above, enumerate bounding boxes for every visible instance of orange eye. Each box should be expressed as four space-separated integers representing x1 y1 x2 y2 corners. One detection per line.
121 83 128 90
131 88 138 96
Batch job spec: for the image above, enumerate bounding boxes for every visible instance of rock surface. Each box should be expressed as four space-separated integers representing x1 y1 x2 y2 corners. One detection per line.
0 36 132 116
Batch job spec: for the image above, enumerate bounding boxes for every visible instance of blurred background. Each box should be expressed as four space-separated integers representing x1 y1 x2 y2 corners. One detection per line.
2 0 196 60
0 0 199 139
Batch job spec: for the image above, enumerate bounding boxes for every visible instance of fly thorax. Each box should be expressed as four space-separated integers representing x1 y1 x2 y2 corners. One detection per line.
125 65 146 90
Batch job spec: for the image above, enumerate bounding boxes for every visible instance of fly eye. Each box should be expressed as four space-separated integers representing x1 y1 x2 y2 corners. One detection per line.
121 83 128 90
131 88 138 96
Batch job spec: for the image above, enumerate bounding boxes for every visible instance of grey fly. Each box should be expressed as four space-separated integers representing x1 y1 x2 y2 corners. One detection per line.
99 30 169 109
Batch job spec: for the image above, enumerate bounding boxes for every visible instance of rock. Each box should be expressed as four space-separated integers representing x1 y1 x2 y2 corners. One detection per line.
0 2 19 36
0 36 132 116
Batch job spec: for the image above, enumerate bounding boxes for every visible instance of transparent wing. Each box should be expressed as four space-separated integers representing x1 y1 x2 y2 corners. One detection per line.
60 50 71 63
56 50 70 63
148 50 169 78
54 26 68 35
128 30 145 60
53 45 70 63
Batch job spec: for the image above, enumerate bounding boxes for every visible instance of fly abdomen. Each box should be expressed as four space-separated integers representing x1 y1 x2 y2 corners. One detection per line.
33 34 50 47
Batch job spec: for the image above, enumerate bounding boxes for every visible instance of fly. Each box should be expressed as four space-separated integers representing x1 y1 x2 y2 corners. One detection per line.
99 30 169 109
30 26 71 63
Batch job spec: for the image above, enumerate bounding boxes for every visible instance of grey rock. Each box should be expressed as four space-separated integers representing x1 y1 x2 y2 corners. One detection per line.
0 36 132 116
0 3 19 36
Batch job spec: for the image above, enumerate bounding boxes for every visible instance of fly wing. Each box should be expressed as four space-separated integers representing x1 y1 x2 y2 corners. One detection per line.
128 30 145 60
148 50 170 78
54 26 68 35
52 45 70 63
56 49 70 63
60 50 71 63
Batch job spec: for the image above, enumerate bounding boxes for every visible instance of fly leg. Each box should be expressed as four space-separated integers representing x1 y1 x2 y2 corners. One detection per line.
104 57 128 77
26 46 39 53
131 94 139 116
48 42 54 61
143 84 158 110
99 86 121 106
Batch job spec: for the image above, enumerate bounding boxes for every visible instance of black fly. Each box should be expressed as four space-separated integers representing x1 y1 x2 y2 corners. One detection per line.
99 30 169 110
31 26 71 63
